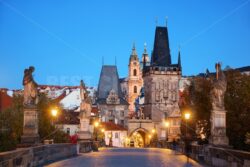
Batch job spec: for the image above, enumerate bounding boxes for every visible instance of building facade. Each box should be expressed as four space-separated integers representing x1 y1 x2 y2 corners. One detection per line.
96 65 129 127
127 44 143 116
143 26 182 141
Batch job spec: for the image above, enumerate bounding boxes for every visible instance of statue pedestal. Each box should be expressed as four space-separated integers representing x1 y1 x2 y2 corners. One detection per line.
21 107 39 145
210 109 229 146
77 118 92 153
78 118 92 140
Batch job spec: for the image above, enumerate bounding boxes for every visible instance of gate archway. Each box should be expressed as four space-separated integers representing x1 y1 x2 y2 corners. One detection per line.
129 128 150 147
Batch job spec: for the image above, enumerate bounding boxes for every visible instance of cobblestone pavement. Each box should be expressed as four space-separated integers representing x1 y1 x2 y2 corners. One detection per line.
46 148 206 167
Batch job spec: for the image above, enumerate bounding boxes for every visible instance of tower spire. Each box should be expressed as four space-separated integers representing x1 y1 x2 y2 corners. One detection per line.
131 42 137 55
178 46 182 70
151 26 171 66
143 42 147 54
129 42 139 62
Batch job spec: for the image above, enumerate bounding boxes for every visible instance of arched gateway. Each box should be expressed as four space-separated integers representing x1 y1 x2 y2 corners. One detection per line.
127 118 154 147
129 128 150 147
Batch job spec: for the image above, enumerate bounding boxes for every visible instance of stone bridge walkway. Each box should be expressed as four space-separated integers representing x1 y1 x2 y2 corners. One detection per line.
46 148 206 167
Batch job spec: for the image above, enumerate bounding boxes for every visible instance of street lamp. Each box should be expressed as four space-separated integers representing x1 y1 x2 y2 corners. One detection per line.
51 108 58 126
125 137 129 147
94 121 99 141
184 113 190 120
94 121 99 128
51 109 58 117
184 112 191 165
184 112 191 137
165 121 169 142
148 135 152 139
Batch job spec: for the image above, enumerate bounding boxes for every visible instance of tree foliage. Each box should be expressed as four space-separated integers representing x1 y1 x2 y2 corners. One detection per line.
182 70 250 150
225 70 250 151
180 77 212 143
0 95 23 151
37 93 70 143
0 93 69 152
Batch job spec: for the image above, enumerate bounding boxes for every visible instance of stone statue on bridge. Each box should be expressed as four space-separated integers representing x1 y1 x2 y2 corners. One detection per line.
78 80 92 146
210 62 229 146
211 63 227 111
79 80 92 118
21 66 39 145
23 66 39 107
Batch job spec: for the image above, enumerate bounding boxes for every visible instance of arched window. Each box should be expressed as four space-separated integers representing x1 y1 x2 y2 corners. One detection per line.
133 69 137 76
134 86 137 93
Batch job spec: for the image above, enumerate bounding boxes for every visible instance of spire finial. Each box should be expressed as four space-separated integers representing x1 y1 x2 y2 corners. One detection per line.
131 42 137 56
133 42 136 50
178 47 181 70
144 42 147 54
165 16 168 27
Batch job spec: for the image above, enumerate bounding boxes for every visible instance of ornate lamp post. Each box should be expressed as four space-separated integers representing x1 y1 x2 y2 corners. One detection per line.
165 121 170 142
94 121 99 141
184 112 190 138
184 112 191 164
51 108 58 126
148 134 152 146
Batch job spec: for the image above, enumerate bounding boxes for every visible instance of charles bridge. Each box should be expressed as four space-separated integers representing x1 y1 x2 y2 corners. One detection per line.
1 142 250 166
1 64 250 167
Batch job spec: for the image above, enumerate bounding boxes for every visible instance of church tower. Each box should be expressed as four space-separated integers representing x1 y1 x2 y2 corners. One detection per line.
127 44 143 116
143 26 182 141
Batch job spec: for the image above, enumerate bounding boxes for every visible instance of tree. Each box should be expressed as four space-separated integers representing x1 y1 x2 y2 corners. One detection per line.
225 70 250 151
181 69 250 150
36 93 70 143
180 76 212 143
0 95 23 151
0 93 69 152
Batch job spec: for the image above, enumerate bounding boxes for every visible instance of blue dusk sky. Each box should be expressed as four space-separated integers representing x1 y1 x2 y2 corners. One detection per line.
0 0 249 89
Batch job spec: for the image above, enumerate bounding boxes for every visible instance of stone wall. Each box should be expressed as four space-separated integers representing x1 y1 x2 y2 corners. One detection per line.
189 144 250 167
0 143 77 167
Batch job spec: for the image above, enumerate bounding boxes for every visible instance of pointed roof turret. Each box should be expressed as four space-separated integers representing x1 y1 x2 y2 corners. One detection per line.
178 47 182 70
130 43 139 62
142 43 150 65
97 65 128 105
132 42 137 55
143 42 148 54
151 26 171 67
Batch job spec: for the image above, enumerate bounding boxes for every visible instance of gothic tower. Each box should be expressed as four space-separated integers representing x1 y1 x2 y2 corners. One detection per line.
127 44 143 116
143 26 182 141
